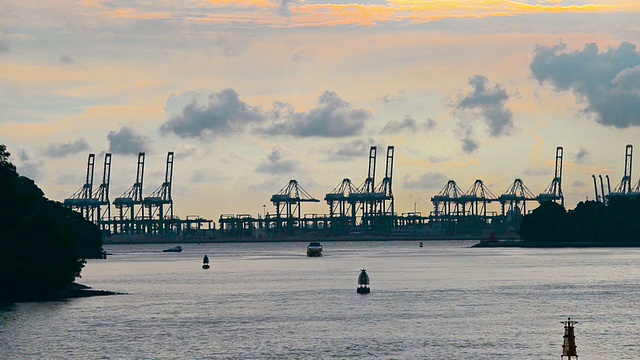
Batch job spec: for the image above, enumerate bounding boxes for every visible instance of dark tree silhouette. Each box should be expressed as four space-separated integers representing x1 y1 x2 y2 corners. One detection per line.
519 201 567 244
520 198 640 246
0 145 104 302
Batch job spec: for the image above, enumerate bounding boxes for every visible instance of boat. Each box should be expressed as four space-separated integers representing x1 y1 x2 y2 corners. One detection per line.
162 245 182 252
306 242 323 257
357 268 370 294
202 254 210 269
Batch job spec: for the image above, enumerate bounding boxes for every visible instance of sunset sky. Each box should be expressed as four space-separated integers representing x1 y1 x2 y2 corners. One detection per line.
2 0 640 221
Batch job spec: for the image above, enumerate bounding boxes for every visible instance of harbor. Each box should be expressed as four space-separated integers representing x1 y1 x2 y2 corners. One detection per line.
3 240 635 359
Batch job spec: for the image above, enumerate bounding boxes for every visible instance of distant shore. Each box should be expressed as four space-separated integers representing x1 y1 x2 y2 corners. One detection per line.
103 234 492 245
471 240 640 248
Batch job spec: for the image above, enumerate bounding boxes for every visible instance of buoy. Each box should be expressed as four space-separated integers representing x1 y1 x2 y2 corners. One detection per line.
202 254 210 270
561 317 578 359
419 241 423 247
357 269 370 294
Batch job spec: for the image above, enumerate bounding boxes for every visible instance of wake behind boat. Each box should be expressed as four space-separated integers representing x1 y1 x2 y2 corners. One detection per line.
306 242 323 257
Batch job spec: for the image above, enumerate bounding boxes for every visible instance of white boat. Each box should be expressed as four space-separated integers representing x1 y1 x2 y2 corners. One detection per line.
306 242 323 257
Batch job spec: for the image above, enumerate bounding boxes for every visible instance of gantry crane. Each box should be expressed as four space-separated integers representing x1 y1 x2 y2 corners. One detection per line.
460 179 497 217
143 152 175 235
498 179 537 224
610 145 634 198
350 146 378 226
538 146 564 205
113 152 145 234
324 178 358 232
270 179 319 234
93 153 112 232
64 154 99 222
375 146 395 215
431 180 465 217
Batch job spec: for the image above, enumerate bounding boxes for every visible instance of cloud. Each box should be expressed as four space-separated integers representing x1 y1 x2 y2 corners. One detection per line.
329 138 380 161
574 147 590 164
215 38 237 57
461 137 479 154
454 75 515 137
256 147 299 175
59 54 75 64
161 88 265 139
522 168 550 177
43 139 90 158
403 172 448 190
427 156 451 164
572 180 587 188
530 42 640 128
107 127 151 155
380 116 436 134
0 38 8 52
292 50 315 62
379 90 407 104
265 91 371 138
14 148 43 181
274 0 296 17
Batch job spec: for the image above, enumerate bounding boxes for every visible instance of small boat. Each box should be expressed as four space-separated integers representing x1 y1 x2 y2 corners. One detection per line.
162 245 182 253
306 242 323 257
357 268 370 294
202 254 210 269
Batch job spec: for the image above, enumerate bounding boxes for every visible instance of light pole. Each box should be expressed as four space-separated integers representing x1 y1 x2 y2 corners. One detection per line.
414 202 417 213
263 204 266 218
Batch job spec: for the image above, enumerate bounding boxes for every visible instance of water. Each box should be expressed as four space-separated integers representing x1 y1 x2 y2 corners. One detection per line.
2 241 640 359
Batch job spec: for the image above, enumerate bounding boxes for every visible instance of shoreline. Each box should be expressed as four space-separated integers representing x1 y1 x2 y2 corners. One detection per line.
1 283 124 305
471 240 640 248
103 234 490 245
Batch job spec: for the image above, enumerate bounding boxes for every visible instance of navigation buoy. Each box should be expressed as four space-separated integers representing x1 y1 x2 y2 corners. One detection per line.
561 317 578 359
357 269 370 294
419 241 423 247
202 254 210 270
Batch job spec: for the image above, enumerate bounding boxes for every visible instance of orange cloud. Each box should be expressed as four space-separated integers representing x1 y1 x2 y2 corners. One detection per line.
83 1 640 27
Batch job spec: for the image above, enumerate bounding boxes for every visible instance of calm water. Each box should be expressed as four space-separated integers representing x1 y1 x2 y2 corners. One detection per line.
2 240 640 359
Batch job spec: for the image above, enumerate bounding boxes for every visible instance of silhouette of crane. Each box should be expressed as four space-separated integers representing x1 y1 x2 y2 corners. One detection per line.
113 152 145 234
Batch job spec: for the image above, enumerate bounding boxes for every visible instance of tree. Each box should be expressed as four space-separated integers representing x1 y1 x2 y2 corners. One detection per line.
0 145 104 302
518 201 567 244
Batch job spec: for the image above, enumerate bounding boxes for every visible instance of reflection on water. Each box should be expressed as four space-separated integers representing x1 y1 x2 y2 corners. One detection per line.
2 241 640 359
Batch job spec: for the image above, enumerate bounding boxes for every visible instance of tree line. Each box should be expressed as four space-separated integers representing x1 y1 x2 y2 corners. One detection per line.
519 197 640 246
0 145 104 303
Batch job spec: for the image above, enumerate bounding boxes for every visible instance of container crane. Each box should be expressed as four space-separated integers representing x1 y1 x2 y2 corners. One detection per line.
325 178 358 232
538 146 564 205
610 144 634 199
350 146 378 226
270 179 319 234
498 179 537 223
374 146 395 215
143 152 175 234
460 179 496 217
113 152 145 234
93 153 112 232
64 154 99 222
431 180 465 217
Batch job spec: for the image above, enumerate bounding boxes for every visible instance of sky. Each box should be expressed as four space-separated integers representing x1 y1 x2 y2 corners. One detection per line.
2 0 640 222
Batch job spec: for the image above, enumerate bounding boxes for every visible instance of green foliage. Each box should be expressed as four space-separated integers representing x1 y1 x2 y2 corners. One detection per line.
0 145 104 302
